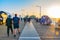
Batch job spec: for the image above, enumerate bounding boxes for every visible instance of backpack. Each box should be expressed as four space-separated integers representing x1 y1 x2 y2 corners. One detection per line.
6 18 12 26
13 17 19 24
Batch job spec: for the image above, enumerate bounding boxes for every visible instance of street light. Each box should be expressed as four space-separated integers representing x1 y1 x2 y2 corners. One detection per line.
36 5 41 18
21 9 25 18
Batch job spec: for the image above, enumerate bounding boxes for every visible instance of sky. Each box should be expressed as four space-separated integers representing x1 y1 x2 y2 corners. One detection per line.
0 0 60 18
0 0 35 13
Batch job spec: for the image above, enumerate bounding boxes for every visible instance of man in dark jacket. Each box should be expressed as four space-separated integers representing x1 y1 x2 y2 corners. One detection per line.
6 15 13 37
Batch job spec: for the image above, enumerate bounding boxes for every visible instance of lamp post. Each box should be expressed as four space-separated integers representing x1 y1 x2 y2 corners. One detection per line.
21 9 25 18
36 5 41 18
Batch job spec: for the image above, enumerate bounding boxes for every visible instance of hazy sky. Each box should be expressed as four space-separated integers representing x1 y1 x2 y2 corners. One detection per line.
0 0 60 17
0 0 33 13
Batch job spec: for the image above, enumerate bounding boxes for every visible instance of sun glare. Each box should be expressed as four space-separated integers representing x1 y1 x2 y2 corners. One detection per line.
47 5 60 18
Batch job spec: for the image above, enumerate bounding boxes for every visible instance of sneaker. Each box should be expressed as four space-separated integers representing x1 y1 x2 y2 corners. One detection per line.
14 35 16 37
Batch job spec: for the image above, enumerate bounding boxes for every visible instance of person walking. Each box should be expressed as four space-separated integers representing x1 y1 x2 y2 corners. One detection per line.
6 15 13 37
24 18 27 25
12 14 20 37
27 18 31 23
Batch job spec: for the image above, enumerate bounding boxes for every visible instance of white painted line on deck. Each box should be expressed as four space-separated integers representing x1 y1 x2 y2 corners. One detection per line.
19 37 40 39
18 22 41 40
